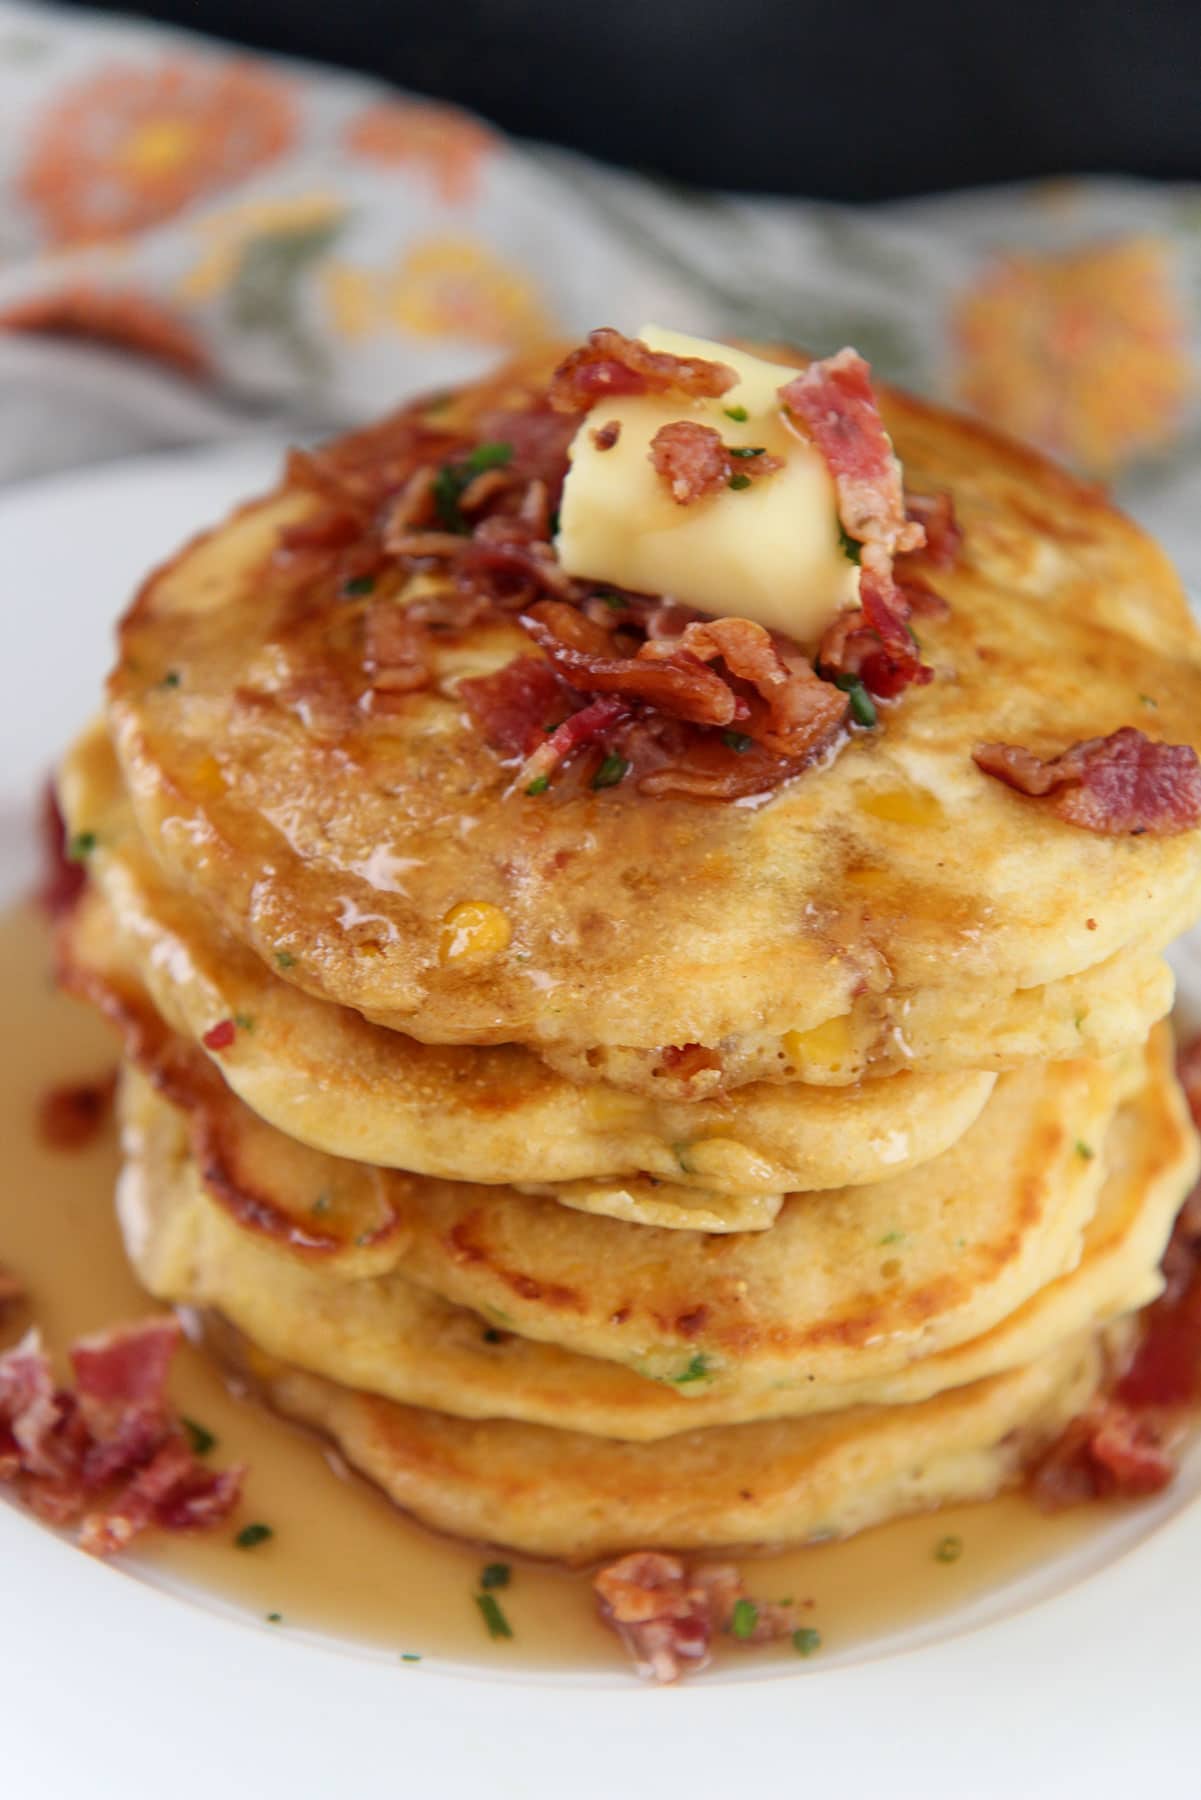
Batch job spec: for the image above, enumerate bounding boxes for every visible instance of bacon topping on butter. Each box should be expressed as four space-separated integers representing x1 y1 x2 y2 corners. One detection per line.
648 421 781 505
548 328 737 415
594 1551 805 1684
973 727 1201 836
0 1317 243 1553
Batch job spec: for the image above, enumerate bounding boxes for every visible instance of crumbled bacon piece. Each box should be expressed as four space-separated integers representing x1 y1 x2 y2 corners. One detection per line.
1030 1402 1178 1509
549 329 737 415
643 618 848 758
0 1320 244 1555
658 1043 724 1081
521 601 741 729
592 420 621 452
973 728 1201 836
362 596 431 695
594 1552 802 1684
202 1019 237 1051
649 421 731 504
36 782 86 920
36 1071 116 1151
459 656 572 758
904 490 962 569
515 697 631 791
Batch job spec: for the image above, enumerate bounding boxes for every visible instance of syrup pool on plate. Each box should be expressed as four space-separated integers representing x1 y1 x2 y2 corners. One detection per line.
0 900 1119 1678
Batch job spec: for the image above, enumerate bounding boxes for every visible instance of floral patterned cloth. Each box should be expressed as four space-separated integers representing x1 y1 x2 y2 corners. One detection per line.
3 1 1201 584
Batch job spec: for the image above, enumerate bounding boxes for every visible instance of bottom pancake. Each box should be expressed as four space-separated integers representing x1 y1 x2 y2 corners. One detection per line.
201 1313 1107 1562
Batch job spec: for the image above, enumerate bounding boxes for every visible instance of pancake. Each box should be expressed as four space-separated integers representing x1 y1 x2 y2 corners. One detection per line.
197 1311 1109 1560
114 1032 1191 1441
105 347 1201 1085
58 748 997 1204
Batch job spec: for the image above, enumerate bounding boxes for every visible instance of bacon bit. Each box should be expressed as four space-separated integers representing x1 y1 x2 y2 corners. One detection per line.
36 1071 116 1151
522 601 740 729
1030 1402 1179 1509
904 490 962 569
649 422 732 504
592 420 621 452
644 618 848 758
36 782 86 920
515 697 631 792
973 728 1201 836
658 1043 723 1081
362 596 431 695
0 1319 243 1554
459 656 573 759
594 1552 802 1684
549 329 737 415
458 515 580 603
202 1019 237 1052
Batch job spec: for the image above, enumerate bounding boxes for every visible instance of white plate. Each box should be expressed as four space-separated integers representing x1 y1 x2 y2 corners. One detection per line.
2 447 1200 1797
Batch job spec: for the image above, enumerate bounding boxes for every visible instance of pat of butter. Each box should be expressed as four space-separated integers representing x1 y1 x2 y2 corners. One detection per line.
555 325 859 642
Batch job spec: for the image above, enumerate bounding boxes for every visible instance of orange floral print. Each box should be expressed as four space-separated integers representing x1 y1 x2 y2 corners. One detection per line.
953 236 1194 475
343 101 496 205
0 286 208 377
20 57 297 245
385 237 555 348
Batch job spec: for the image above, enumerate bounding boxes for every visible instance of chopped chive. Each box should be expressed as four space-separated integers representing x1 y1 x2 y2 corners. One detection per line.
728 445 767 459
432 442 513 534
1075 1139 1095 1160
723 730 753 753
548 508 561 536
235 1522 273 1550
275 950 296 969
159 670 181 688
591 753 629 790
67 831 96 861
480 1562 511 1591
400 1651 422 1662
342 574 375 597
934 1534 963 1564
266 1612 283 1624
312 1193 331 1216
467 441 514 475
672 1353 711 1386
832 671 877 729
730 1598 758 1639
672 1142 695 1173
181 1417 216 1457
233 1012 255 1032
475 1591 513 1640
728 473 752 491
596 590 628 610
792 1627 822 1657
525 774 550 796
838 524 862 565
877 1231 905 1248
723 404 749 422
1139 694 1158 709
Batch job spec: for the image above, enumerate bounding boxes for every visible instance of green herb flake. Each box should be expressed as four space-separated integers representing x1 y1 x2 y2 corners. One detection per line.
728 445 767 459
672 1353 711 1386
182 1417 216 1457
312 1193 331 1217
480 1562 511 1591
235 1522 273 1550
832 672 877 729
159 670 181 689
934 1534 963 1564
877 1231 905 1248
266 1612 283 1624
1139 694 1159 709
525 774 550 796
342 574 376 598
1075 1139 1095 1161
355 1231 373 1247
475 1591 513 1640
275 951 296 969
723 404 749 422
728 473 752 491
233 1012 255 1032
591 753 629 790
838 525 862 565
431 440 514 534
400 1651 422 1662
723 731 753 753
596 590 628 610
67 831 96 861
730 1598 758 1639
467 440 514 475
548 508 561 537
792 1627 822 1657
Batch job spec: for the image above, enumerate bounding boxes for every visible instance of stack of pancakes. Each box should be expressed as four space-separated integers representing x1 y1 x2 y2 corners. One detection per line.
56 353 1201 1562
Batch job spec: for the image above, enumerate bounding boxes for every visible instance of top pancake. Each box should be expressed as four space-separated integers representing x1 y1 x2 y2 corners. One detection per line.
107 346 1201 1068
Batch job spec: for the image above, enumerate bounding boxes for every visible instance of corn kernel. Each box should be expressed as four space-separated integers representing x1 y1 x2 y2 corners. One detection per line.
857 786 944 827
439 900 511 966
783 1014 856 1073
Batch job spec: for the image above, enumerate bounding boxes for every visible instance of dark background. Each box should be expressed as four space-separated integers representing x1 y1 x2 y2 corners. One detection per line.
63 0 1201 199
